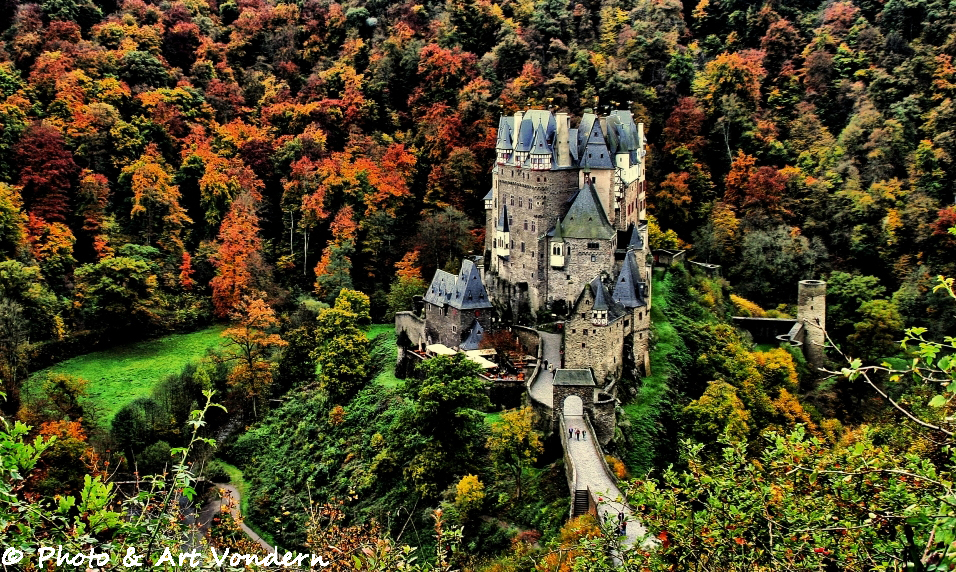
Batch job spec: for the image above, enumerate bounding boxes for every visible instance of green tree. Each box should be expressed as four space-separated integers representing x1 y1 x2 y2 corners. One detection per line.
733 226 827 305
0 261 61 340
401 354 489 496
845 299 904 362
74 256 158 333
0 299 28 415
826 271 886 340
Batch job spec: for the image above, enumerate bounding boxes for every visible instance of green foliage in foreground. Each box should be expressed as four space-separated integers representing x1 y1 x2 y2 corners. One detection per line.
25 326 226 427
232 353 490 552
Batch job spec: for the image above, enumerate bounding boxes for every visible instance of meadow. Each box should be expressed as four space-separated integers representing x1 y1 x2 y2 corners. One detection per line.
26 326 227 428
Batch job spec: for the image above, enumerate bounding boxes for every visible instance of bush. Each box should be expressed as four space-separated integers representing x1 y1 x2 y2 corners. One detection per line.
205 460 231 483
139 440 172 474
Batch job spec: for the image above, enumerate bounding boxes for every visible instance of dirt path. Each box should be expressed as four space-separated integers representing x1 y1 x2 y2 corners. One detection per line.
199 483 274 553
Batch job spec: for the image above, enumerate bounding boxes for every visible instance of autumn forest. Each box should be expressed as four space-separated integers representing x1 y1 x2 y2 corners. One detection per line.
3 0 956 568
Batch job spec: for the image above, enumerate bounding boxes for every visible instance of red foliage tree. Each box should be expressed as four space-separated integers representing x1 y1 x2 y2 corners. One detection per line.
663 97 706 153
15 124 79 223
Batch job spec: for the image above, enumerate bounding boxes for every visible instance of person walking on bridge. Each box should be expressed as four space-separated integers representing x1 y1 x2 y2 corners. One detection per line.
575 428 580 440
569 427 573 440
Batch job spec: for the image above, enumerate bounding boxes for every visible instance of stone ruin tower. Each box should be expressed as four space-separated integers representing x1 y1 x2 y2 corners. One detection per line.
797 280 827 370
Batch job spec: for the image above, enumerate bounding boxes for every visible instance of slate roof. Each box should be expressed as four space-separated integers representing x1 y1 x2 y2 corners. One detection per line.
423 258 492 310
558 182 615 240
531 120 550 153
496 116 514 150
605 111 640 157
624 222 645 251
460 319 485 351
496 205 510 232
553 369 596 387
577 113 614 169
588 276 627 320
483 188 493 202
612 250 647 309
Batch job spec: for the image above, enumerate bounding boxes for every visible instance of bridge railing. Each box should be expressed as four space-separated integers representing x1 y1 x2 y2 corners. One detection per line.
581 413 621 490
558 414 579 516
525 329 546 409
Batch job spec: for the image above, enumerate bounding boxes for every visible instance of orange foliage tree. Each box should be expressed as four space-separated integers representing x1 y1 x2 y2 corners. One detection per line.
222 294 286 418
211 193 262 317
122 145 191 254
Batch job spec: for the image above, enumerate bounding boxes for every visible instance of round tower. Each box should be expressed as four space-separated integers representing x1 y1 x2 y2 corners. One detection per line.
797 280 827 371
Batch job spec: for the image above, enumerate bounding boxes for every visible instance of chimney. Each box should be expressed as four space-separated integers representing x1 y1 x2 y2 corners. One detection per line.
555 112 571 167
637 122 645 149
514 110 525 135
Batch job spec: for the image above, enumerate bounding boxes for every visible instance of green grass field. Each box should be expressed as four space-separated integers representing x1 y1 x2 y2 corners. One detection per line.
26 326 227 428
369 323 403 388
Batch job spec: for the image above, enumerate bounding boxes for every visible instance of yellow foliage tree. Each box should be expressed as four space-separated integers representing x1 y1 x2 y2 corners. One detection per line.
487 406 543 499
454 474 485 519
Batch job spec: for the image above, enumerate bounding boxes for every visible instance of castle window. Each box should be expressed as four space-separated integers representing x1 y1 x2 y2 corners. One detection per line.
524 220 528 230
528 199 533 209
452 325 457 333
583 329 588 336
521 242 525 253
591 255 596 262
510 196 514 206
568 275 572 280
531 222 536 232
531 272 534 278
510 240 514 248
624 320 629 327
587 242 599 249
531 251 535 258
638 312 643 320
536 177 540 182
582 343 586 348
519 198 523 207
581 313 586 318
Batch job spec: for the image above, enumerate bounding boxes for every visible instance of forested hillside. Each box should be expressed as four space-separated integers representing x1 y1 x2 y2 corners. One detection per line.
2 0 956 569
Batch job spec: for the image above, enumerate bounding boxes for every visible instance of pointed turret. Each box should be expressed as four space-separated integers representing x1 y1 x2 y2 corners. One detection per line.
530 120 552 170
612 250 647 309
495 205 510 257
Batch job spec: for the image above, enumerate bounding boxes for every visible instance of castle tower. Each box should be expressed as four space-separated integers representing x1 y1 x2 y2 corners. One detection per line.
797 280 827 371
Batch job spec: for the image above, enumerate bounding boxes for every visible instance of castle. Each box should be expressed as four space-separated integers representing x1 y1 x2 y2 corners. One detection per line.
395 108 653 386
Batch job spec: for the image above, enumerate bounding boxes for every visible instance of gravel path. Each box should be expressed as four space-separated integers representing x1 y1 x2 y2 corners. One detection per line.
529 332 562 409
564 416 645 547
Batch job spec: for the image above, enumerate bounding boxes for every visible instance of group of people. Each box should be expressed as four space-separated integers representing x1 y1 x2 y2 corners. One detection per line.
604 511 628 537
568 427 587 441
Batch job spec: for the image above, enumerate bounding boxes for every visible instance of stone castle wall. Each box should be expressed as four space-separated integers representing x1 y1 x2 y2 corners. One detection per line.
564 314 626 384
546 237 616 309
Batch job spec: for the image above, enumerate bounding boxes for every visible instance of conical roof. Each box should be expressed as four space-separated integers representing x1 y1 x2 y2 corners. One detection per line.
496 205 510 232
558 182 614 240
612 250 647 309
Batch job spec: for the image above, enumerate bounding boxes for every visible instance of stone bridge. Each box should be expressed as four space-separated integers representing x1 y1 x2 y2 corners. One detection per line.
528 331 644 546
